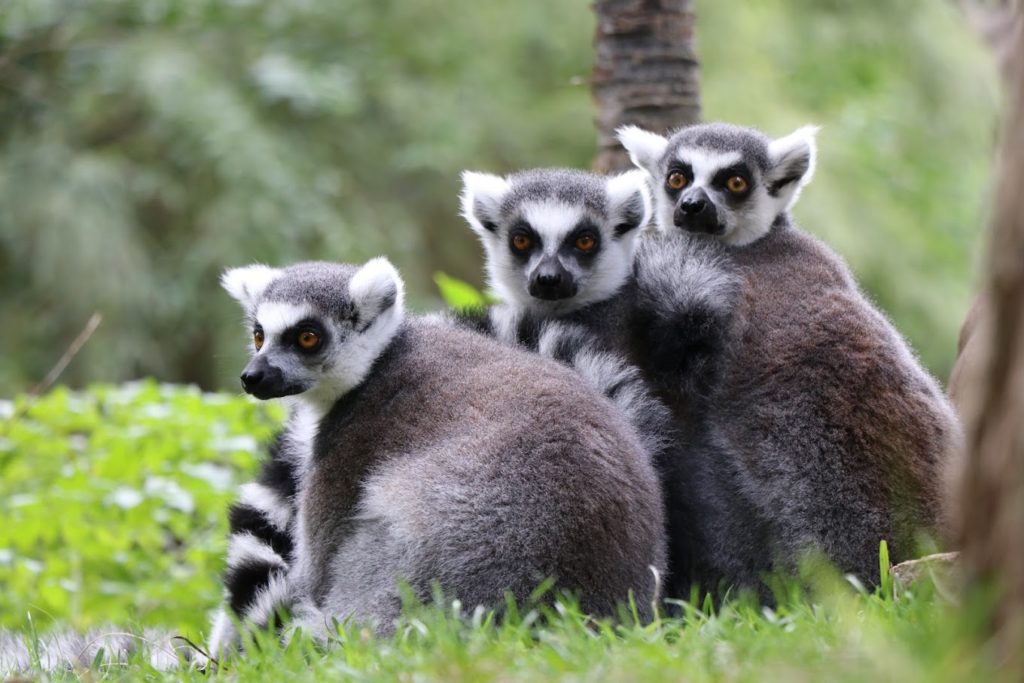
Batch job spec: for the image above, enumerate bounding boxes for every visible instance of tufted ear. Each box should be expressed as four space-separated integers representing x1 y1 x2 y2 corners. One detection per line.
349 256 405 328
605 170 653 238
617 126 670 176
767 125 819 210
221 264 281 310
459 171 510 237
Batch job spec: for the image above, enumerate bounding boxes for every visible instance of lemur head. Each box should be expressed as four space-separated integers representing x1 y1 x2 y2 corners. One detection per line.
617 123 818 246
460 168 652 314
221 258 405 412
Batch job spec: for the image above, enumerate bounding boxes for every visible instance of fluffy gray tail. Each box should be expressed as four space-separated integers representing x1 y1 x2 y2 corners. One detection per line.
440 296 675 461
632 230 743 400
0 627 195 675
534 319 675 461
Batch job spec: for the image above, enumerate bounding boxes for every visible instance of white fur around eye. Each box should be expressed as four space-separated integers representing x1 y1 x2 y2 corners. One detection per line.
523 201 585 253
677 149 742 187
255 301 315 341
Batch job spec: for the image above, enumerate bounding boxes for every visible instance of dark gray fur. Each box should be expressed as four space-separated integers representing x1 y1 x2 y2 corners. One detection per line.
263 262 362 322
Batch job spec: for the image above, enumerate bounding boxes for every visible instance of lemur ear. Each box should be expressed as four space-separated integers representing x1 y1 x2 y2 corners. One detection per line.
767 125 819 210
605 170 653 238
349 257 405 327
460 171 510 236
616 126 669 176
221 264 281 310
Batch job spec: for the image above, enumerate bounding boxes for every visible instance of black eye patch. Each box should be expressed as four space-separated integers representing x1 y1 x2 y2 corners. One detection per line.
562 220 601 257
712 164 755 197
283 318 328 354
665 162 694 195
508 219 541 260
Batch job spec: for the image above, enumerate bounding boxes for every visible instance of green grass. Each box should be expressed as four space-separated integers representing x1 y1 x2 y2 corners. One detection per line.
0 385 1011 681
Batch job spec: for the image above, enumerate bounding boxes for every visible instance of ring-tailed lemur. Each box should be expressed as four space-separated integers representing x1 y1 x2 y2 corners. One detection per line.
214 257 665 647
618 121 964 587
456 167 744 601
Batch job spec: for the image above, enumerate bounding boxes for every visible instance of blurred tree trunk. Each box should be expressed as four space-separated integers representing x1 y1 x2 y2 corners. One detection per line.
591 0 701 173
958 4 1024 667
949 2 1024 416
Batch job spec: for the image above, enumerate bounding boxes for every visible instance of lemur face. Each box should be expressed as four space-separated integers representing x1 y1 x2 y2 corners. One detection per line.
460 168 652 315
221 258 405 410
618 123 818 246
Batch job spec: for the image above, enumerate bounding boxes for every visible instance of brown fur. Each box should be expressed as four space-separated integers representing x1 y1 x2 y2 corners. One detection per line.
706 219 962 582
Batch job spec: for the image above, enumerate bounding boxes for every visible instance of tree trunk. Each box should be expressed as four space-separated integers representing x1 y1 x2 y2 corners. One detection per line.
957 6 1024 667
591 0 701 173
948 1 1024 413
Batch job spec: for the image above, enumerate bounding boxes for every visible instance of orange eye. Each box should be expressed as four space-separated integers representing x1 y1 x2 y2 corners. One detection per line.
575 235 596 252
666 172 688 191
726 176 749 193
297 330 320 350
511 234 532 251
253 329 264 351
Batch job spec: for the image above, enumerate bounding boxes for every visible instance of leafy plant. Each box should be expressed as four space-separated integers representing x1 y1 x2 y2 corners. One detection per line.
0 382 281 636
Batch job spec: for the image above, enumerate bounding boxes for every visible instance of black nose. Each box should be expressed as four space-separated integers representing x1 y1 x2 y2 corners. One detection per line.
240 369 264 392
680 197 708 215
536 270 562 287
528 257 577 301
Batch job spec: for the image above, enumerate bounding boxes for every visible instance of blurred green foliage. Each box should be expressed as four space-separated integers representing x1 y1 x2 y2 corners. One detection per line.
433 272 491 312
0 0 998 392
0 382 280 635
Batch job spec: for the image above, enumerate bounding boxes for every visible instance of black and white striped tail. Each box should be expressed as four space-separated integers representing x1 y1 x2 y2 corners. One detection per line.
533 319 675 461
444 302 674 461
0 627 193 674
209 435 298 655
632 231 742 400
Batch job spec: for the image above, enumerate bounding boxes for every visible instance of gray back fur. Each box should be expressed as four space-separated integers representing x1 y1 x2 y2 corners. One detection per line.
292 319 666 634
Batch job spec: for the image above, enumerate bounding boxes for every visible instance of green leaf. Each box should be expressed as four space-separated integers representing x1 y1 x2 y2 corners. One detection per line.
879 539 893 600
433 272 488 312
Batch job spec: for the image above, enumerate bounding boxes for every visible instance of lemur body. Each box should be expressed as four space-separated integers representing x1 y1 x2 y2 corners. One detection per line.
213 258 665 648
457 168 742 600
619 122 963 587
